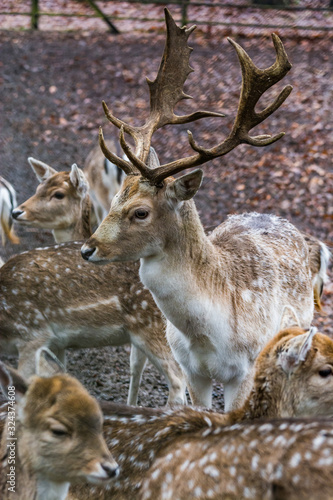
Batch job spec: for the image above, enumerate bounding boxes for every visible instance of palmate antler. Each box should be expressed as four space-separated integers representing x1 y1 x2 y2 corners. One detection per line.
100 9 292 185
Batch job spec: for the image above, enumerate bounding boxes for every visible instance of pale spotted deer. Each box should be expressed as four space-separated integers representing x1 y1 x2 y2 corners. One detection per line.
0 348 118 500
81 9 324 410
0 176 19 247
84 139 126 224
67 318 333 499
3 161 186 406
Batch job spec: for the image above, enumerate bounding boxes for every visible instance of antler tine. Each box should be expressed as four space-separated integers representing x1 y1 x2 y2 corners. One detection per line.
101 8 224 179
143 33 293 185
99 127 137 176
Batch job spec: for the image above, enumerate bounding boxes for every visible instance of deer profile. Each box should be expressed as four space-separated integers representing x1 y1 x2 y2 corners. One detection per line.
2 161 186 406
81 9 321 410
0 176 19 246
66 316 333 499
0 348 118 500
12 159 92 243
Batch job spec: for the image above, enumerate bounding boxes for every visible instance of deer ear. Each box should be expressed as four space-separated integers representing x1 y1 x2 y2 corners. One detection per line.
166 169 203 202
69 164 89 197
278 305 301 330
35 348 65 377
0 362 28 402
147 147 160 169
278 327 317 373
28 157 57 183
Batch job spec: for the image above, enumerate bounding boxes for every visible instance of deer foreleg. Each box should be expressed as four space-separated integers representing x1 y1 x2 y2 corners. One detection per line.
127 345 147 406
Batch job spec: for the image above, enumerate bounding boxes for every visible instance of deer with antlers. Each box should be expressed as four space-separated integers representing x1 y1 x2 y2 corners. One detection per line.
4 160 186 406
81 10 324 410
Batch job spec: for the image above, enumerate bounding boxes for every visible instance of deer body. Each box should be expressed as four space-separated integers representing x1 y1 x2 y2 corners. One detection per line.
9 160 186 406
0 176 19 246
84 140 126 224
68 324 333 498
0 243 185 405
0 351 118 500
81 12 326 409
86 176 313 409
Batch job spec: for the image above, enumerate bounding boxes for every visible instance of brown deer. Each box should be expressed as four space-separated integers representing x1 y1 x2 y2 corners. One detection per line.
0 176 19 247
84 139 126 224
4 162 186 406
67 318 333 499
0 249 186 407
12 159 91 243
81 9 327 410
0 348 118 500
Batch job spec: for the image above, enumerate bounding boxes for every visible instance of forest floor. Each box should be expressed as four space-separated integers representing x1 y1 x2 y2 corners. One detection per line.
0 6 332 410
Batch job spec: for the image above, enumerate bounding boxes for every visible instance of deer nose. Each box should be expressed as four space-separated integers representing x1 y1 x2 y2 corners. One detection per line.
81 246 96 261
12 209 24 220
101 461 119 478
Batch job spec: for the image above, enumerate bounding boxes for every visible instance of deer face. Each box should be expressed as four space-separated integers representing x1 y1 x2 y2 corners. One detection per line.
13 173 82 230
19 374 119 484
276 330 333 417
12 161 88 232
81 170 203 263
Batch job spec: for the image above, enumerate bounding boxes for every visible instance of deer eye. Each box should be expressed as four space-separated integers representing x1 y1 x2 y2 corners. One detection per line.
318 366 333 378
134 209 149 219
53 192 65 200
50 426 68 437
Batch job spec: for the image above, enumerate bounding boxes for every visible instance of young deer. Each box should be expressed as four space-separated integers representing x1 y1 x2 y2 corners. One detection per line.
84 139 126 224
6 159 185 406
81 10 325 410
0 348 118 500
0 176 19 247
68 318 333 499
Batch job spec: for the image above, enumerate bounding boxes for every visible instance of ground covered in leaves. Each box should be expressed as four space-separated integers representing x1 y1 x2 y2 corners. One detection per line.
0 15 332 410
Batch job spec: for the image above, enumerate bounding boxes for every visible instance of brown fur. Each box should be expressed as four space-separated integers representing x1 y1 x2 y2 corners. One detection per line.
14 170 92 242
0 369 117 500
67 326 333 498
8 165 185 406
0 243 185 405
84 139 125 224
83 175 315 409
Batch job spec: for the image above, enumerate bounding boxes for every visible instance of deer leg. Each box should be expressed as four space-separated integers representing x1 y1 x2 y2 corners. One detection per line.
127 345 147 406
185 372 213 408
145 354 187 406
17 339 49 378
224 370 255 412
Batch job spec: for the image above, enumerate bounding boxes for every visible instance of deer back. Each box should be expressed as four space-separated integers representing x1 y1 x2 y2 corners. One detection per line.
0 242 163 361
84 139 125 224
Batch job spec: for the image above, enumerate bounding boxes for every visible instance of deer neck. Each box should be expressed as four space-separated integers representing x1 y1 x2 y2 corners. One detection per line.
234 371 287 421
140 199 222 332
52 196 92 243
36 479 69 500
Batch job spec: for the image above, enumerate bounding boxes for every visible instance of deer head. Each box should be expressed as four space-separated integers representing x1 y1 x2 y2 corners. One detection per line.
0 348 118 500
81 9 292 263
12 158 91 242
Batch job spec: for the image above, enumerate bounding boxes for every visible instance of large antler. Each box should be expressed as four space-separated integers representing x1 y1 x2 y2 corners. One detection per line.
100 11 292 185
100 8 224 176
